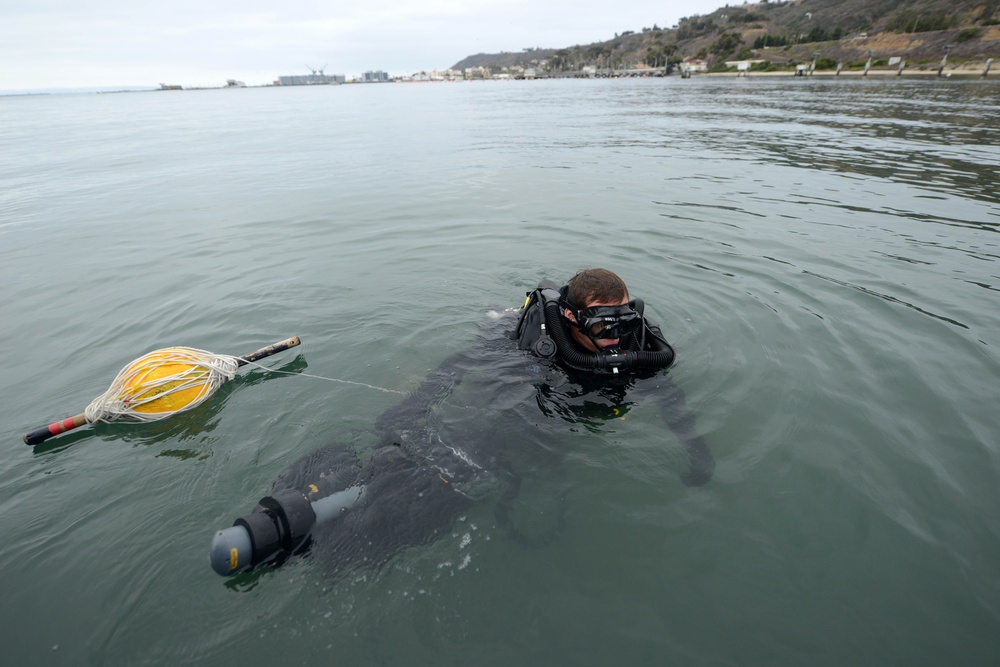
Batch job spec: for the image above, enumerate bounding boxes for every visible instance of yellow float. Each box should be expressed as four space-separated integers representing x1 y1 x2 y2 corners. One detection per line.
23 336 300 445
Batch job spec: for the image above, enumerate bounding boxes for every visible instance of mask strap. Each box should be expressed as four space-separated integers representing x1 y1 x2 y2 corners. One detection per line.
558 297 583 326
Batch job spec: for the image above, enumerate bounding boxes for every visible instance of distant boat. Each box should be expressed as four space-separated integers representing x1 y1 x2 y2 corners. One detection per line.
158 83 183 90
225 79 246 88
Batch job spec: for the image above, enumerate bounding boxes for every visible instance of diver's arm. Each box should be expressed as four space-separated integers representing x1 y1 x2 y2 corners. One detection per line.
656 376 715 487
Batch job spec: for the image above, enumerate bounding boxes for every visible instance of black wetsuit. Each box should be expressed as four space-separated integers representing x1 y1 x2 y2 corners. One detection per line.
258 286 714 575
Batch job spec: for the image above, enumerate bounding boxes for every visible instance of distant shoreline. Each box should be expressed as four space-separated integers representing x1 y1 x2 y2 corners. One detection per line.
703 67 995 79
3 63 995 97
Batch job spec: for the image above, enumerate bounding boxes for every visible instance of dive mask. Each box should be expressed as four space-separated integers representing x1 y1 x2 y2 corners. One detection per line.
567 302 641 341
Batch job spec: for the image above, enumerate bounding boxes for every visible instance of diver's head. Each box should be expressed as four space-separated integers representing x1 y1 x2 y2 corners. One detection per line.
562 269 639 352
566 268 628 307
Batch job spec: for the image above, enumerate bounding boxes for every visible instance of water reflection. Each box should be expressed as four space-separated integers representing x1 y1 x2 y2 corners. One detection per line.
803 269 970 329
621 80 1000 208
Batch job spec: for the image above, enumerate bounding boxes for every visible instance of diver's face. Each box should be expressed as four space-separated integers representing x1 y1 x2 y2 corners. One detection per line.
564 296 630 353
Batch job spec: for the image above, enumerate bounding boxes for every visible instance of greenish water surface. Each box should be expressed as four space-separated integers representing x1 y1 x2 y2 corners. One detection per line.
1 77 998 665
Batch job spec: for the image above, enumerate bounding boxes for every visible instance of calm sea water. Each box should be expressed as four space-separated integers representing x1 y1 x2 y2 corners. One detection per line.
1 77 998 666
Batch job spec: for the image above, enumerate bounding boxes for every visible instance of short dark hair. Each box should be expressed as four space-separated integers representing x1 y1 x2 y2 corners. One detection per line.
566 268 628 308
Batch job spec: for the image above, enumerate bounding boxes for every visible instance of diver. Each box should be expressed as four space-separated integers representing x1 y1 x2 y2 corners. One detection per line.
209 268 714 577
512 268 712 485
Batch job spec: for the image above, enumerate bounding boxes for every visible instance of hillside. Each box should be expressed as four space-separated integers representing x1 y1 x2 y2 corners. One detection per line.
450 0 1000 74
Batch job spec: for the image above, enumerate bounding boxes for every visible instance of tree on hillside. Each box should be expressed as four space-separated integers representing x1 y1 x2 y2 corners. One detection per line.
644 42 678 68
709 32 745 56
887 9 955 33
677 17 718 40
799 24 844 43
549 49 571 71
753 33 790 48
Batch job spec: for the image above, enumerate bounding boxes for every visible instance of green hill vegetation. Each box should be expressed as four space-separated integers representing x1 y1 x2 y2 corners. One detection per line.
450 0 1000 75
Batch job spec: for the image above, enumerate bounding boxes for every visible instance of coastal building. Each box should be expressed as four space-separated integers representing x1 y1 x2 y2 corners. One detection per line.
362 70 390 82
400 69 464 82
725 59 766 71
277 72 345 86
464 66 489 79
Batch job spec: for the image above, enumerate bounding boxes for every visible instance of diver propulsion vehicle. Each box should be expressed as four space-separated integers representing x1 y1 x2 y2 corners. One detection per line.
209 484 364 576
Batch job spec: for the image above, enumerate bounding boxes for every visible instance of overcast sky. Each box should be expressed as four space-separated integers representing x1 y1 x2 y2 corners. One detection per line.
0 0 728 91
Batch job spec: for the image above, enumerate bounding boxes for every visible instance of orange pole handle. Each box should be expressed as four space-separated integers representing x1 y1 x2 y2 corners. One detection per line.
24 413 89 445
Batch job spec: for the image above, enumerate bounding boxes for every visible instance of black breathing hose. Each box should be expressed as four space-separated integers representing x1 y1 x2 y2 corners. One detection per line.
541 298 674 371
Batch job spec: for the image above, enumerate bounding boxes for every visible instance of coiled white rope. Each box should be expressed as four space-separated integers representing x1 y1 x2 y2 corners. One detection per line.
84 347 240 424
